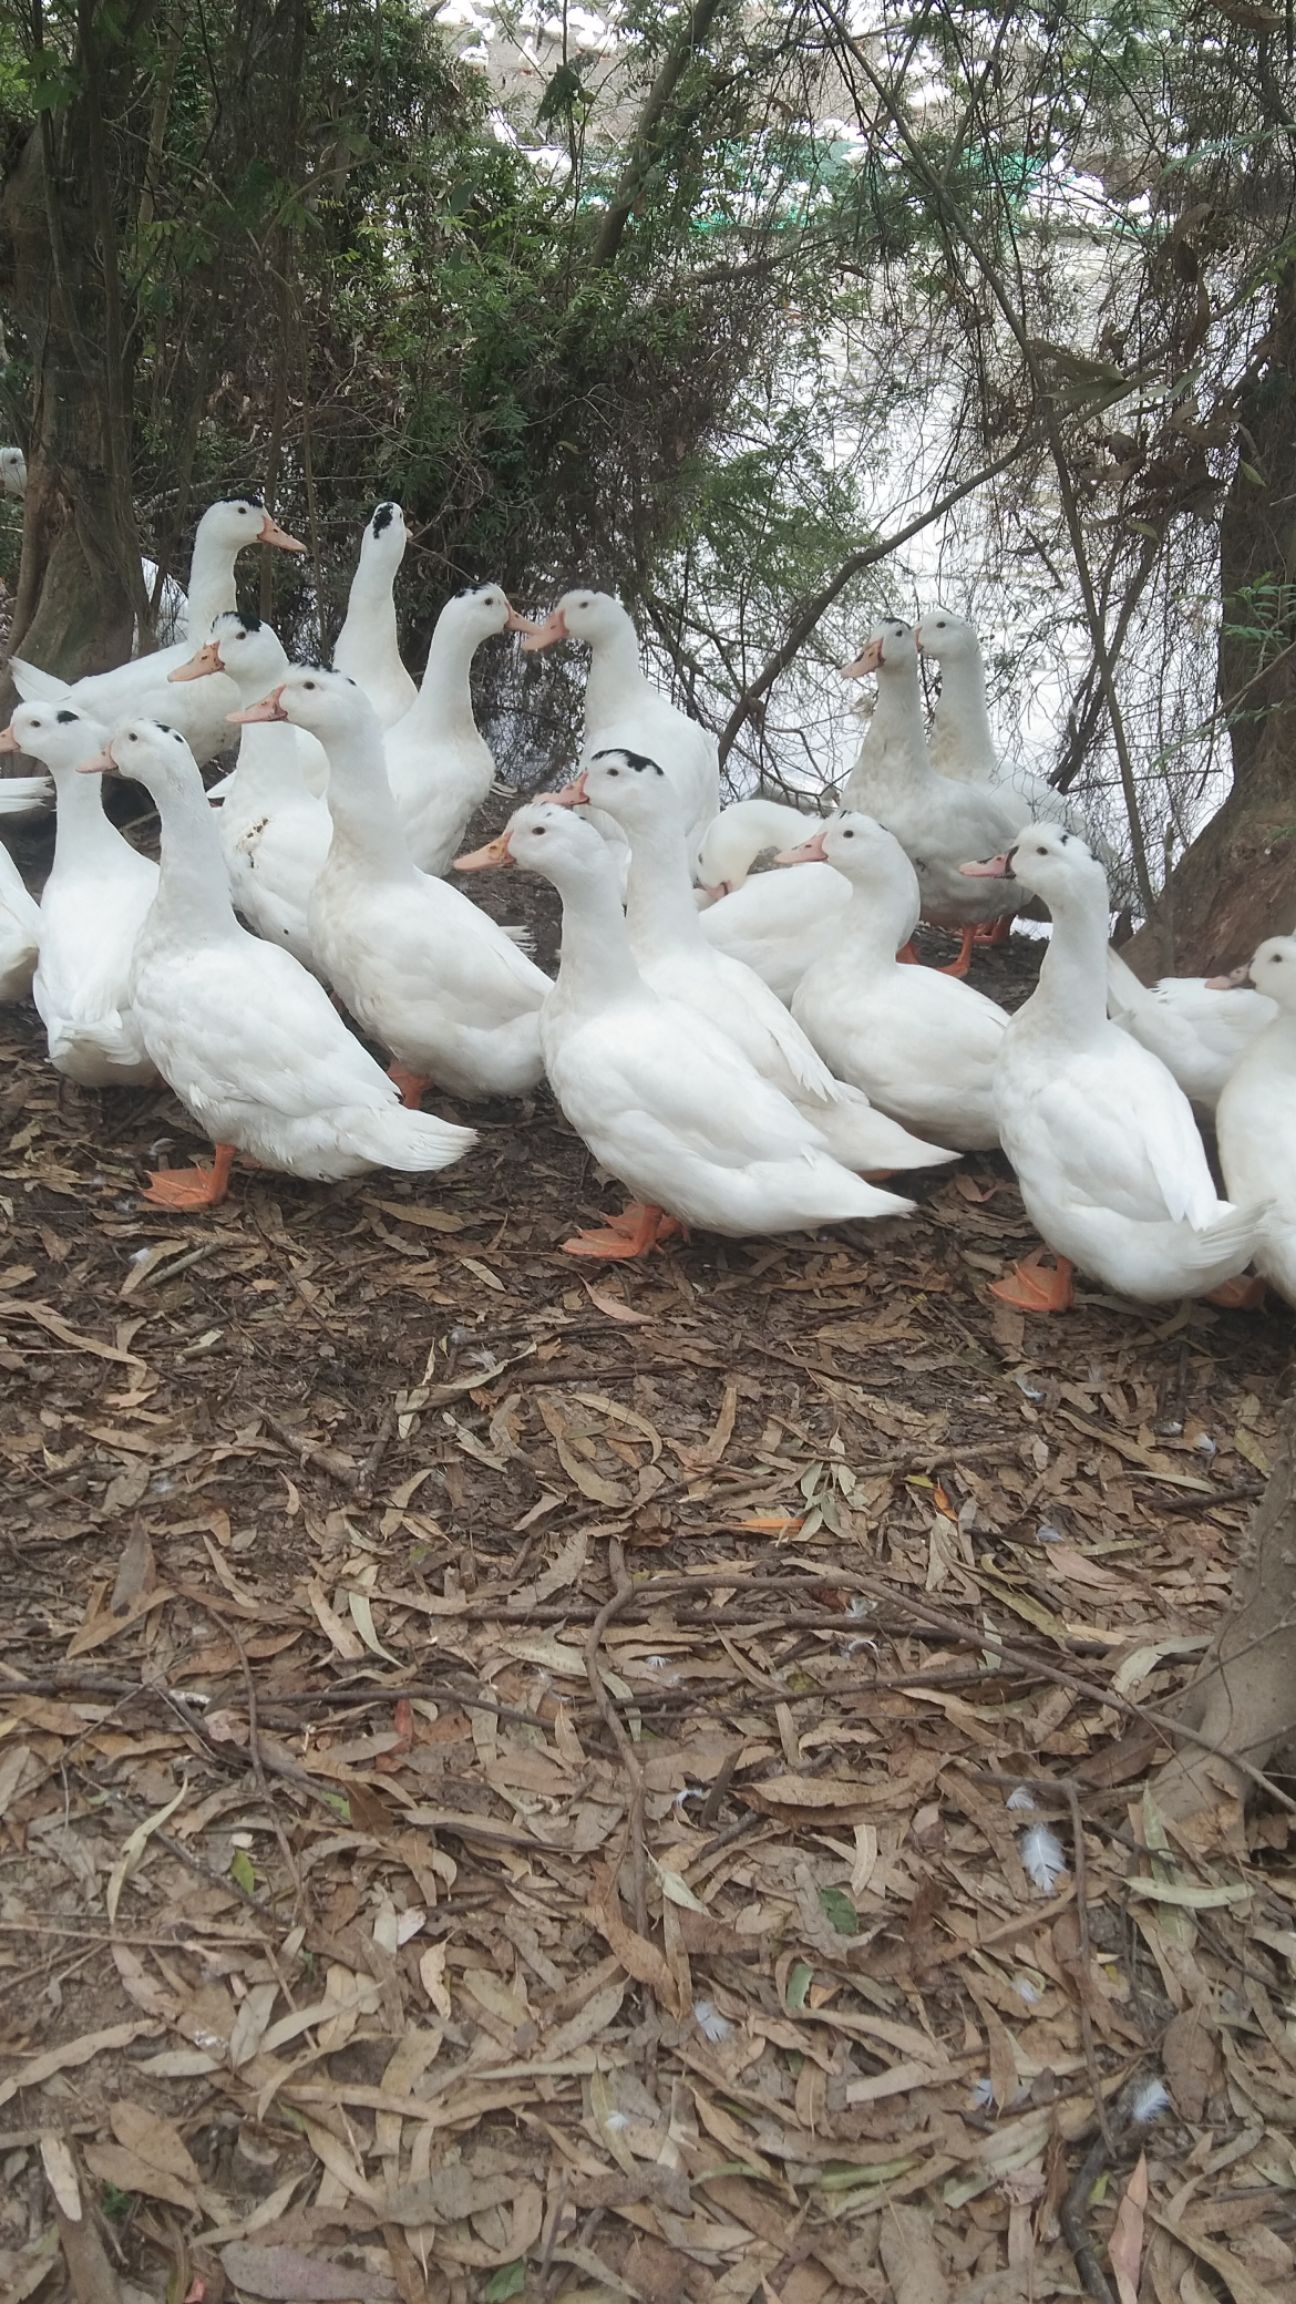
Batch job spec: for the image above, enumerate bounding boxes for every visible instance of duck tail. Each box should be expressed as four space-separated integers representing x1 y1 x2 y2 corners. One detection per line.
0 775 52 813
9 658 72 704
1106 945 1151 1021
1183 1199 1269 1280
342 1106 477 1175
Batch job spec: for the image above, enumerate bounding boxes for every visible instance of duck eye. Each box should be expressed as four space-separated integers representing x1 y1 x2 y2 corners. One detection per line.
607 767 619 777
534 825 546 836
304 681 315 691
843 829 854 838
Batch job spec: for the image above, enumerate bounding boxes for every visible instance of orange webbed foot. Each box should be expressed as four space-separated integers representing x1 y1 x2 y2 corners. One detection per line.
143 1143 236 1209
935 927 976 978
989 1249 1075 1313
388 1062 430 1110
973 917 1013 947
562 1204 685 1259
1204 1274 1267 1309
897 942 921 966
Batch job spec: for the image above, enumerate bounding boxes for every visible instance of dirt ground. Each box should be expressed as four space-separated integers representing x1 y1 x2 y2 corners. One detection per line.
2 868 1295 2304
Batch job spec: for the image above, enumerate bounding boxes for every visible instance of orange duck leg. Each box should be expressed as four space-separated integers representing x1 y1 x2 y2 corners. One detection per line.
989 1249 1075 1313
563 1203 687 1260
143 1142 237 1210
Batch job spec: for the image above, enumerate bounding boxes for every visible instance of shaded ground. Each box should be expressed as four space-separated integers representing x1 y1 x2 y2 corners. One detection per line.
2 904 1295 2304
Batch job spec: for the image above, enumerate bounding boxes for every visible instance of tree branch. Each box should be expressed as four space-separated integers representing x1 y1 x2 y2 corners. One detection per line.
592 0 728 266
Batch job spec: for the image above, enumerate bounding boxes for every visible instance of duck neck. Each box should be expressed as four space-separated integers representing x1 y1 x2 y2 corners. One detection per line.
48 763 134 877
850 667 936 804
583 620 647 737
620 811 705 960
1028 878 1110 1042
148 767 240 943
408 617 479 739
337 551 400 670
553 859 644 1009
225 651 304 806
837 874 919 970
186 529 241 644
318 718 413 876
933 651 994 768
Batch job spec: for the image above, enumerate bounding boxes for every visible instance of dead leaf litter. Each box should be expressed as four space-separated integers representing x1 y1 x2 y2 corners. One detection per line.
2 924 1295 2304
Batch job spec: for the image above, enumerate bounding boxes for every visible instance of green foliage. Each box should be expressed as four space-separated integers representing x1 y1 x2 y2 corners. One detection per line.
482 2263 527 2300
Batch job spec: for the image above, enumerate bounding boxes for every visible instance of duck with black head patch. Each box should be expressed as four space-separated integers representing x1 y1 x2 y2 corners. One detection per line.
333 500 419 730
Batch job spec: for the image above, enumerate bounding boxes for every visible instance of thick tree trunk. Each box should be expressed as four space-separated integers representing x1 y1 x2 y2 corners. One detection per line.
1125 257 1296 975
1151 1395 1296 1839
0 14 153 721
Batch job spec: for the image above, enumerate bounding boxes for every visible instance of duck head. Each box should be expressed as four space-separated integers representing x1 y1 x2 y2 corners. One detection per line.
456 799 609 885
1 700 107 776
841 618 915 681
961 819 1104 904
520 588 629 652
914 609 979 663
199 493 305 554
171 610 288 691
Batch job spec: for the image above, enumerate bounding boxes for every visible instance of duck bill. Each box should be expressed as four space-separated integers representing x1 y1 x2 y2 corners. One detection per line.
913 626 925 652
454 832 515 871
228 685 288 725
521 608 569 653
0 724 23 754
841 637 884 679
960 853 1012 878
170 641 224 682
1205 965 1254 992
505 606 542 635
550 771 589 807
775 829 830 865
258 514 306 552
77 745 116 775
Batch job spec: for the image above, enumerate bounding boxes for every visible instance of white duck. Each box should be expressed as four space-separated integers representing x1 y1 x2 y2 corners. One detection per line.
694 796 819 895
4 703 158 1085
171 614 331 969
456 802 915 1257
384 584 522 873
521 589 720 856
240 667 550 1101
842 619 1028 975
561 752 954 1174
84 719 476 1207
695 866 853 1001
333 502 418 730
1106 944 1276 1112
0 445 25 498
1215 935 1296 1307
9 496 305 760
916 610 1057 812
0 832 40 1000
962 824 1264 1309
781 813 1007 1151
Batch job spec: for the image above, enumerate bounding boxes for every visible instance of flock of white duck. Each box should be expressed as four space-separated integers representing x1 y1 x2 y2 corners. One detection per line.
0 488 1290 1313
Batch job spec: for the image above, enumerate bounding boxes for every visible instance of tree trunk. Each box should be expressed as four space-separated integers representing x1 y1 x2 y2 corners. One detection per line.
1150 1395 1296 1840
0 9 154 721
1125 256 1296 976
